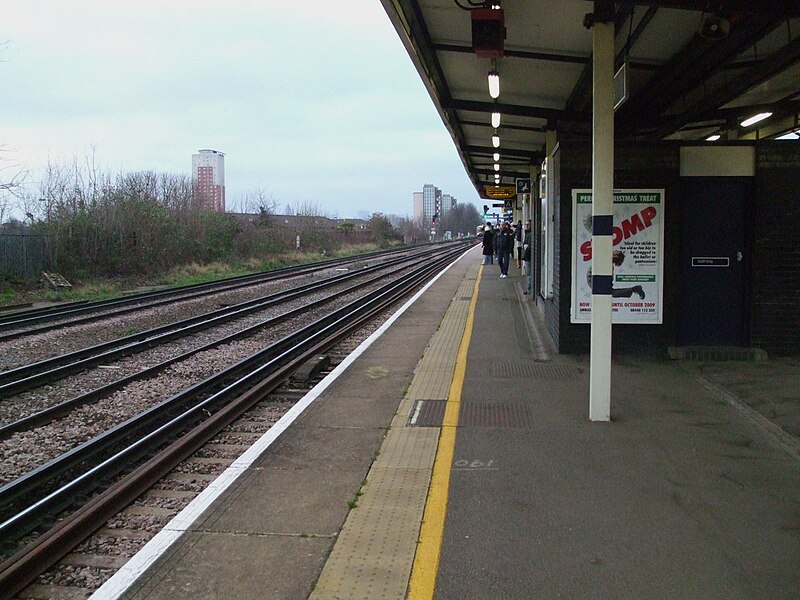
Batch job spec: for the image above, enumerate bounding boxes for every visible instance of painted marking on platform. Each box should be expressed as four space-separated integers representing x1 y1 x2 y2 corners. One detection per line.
407 265 482 600
453 459 499 471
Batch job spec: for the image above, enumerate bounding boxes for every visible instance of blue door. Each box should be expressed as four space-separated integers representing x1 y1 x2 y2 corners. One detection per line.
678 177 750 346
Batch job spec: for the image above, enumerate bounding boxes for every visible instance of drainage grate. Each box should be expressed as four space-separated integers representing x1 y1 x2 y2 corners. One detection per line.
408 399 446 427
458 402 533 428
490 362 585 380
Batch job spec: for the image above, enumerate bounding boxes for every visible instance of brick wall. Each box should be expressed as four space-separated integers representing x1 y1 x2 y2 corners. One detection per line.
752 143 800 355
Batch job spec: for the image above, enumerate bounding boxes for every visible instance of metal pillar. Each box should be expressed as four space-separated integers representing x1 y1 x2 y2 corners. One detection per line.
589 7 614 421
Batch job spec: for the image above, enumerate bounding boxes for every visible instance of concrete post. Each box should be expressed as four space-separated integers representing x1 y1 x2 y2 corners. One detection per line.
589 12 614 422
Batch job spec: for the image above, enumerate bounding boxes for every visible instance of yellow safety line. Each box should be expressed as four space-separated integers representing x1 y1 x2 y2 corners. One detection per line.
407 265 482 599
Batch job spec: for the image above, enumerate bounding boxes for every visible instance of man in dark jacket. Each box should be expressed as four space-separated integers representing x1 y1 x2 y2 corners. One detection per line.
495 221 514 278
481 223 494 265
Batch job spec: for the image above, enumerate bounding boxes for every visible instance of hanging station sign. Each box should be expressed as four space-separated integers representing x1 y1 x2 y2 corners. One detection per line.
570 189 665 324
482 185 517 199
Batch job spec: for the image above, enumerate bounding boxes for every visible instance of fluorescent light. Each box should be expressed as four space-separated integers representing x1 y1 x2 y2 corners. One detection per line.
491 112 501 128
492 133 500 148
494 175 501 181
488 70 500 99
493 152 500 161
740 112 772 127
706 134 721 141
776 130 800 140
494 164 500 171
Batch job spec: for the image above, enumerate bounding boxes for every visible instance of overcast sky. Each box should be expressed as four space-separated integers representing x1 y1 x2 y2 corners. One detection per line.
1 1 479 219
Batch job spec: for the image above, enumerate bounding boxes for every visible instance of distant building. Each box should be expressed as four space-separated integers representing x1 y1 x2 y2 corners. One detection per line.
412 191 424 222
412 185 457 225
192 149 225 212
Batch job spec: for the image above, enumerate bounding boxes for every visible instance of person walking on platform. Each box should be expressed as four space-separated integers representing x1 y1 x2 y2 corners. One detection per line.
523 219 533 294
481 223 494 265
514 219 523 269
495 221 514 278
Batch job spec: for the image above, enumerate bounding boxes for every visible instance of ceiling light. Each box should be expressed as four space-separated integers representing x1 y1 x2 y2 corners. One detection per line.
488 70 500 99
492 133 500 148
495 174 501 181
706 134 721 141
491 112 501 128
740 112 772 127
776 130 800 140
493 152 500 161
494 163 500 171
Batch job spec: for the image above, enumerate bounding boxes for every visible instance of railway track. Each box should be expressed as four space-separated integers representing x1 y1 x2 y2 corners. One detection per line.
0 244 452 400
0 242 451 343
0 242 472 599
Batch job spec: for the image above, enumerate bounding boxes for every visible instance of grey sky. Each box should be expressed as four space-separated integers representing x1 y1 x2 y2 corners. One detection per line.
1 1 479 219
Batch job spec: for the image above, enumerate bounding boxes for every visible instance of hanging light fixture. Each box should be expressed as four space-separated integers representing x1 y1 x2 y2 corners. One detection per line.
491 111 501 128
705 133 721 141
740 112 772 127
493 152 500 161
492 132 500 148
494 163 500 171
488 69 500 99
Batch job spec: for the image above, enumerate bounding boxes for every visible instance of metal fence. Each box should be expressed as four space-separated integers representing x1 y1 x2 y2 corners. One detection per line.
0 233 48 280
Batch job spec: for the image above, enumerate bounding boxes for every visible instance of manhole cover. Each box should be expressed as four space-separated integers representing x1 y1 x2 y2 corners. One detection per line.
408 399 446 427
458 402 533 428
490 362 584 380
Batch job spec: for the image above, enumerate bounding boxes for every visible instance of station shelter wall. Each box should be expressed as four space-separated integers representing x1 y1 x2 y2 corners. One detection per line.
539 140 800 356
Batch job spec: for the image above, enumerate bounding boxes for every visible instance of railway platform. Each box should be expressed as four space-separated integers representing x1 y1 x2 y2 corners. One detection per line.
94 245 799 600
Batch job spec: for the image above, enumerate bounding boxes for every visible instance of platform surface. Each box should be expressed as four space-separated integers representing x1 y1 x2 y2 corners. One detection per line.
115 246 799 600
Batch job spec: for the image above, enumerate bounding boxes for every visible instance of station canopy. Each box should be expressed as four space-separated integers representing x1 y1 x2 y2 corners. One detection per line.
380 1 800 197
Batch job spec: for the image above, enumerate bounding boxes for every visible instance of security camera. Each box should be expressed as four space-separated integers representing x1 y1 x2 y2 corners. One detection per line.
699 13 730 40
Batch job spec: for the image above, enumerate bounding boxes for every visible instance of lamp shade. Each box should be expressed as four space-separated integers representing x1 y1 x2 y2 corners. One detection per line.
488 70 500 99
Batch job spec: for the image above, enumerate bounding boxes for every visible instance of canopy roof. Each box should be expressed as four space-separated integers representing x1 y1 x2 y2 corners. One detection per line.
381 1 800 195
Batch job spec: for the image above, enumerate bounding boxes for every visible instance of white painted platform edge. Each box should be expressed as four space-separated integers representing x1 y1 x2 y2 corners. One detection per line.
90 247 472 600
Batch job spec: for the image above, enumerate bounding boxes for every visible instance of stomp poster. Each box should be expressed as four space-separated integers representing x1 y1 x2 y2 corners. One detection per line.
570 189 664 324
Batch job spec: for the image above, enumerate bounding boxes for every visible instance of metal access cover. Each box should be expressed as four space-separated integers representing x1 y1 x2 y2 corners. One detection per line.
408 399 446 427
491 362 584 380
458 402 533 428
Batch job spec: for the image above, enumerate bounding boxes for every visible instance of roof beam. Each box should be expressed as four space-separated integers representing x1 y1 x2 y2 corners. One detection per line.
464 145 543 161
631 1 800 17
447 98 589 123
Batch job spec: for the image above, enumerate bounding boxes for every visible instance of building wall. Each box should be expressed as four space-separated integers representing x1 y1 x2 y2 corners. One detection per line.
541 139 799 356
412 192 424 222
192 149 226 212
752 143 800 354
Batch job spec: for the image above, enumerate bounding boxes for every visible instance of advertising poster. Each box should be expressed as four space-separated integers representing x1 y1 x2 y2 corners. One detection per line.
571 189 664 324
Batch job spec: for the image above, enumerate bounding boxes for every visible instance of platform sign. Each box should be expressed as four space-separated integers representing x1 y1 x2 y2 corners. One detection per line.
570 189 665 324
483 185 516 199
516 178 532 194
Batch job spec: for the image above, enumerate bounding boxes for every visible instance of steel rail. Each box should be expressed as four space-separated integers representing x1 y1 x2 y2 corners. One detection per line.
0 244 455 398
0 247 447 438
0 245 467 536
0 242 456 340
0 244 466 599
0 243 434 328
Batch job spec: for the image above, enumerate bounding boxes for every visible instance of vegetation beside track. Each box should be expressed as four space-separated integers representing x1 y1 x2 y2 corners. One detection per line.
0 242 395 308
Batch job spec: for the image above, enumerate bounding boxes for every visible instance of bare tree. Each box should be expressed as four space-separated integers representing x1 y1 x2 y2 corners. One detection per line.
292 199 330 217
0 144 28 222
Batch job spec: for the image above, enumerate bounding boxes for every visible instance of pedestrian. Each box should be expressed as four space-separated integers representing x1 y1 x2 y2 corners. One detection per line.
481 223 494 265
523 219 533 294
514 219 523 269
495 221 514 278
